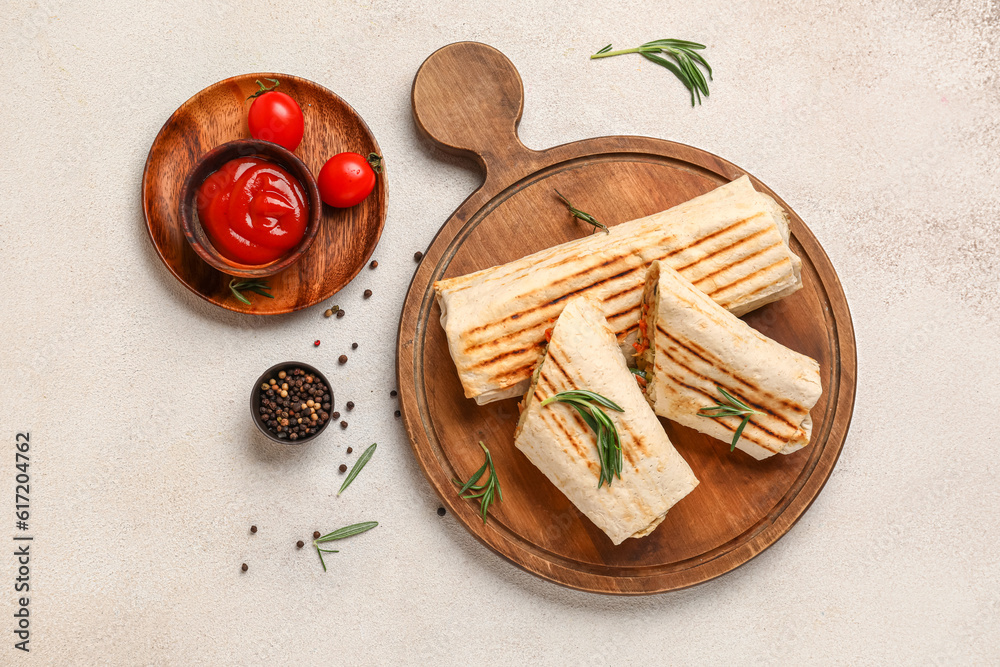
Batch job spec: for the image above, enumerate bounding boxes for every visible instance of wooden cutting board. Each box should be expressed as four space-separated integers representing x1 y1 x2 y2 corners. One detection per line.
397 42 856 594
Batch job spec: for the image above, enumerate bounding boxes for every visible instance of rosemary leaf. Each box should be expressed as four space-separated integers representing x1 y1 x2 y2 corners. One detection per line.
453 442 502 523
338 443 376 496
591 38 713 106
229 278 273 305
315 521 379 543
554 190 609 233
541 389 625 488
312 521 377 572
698 386 760 451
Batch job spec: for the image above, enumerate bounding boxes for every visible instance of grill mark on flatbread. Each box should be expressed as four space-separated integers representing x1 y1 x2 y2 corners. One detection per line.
657 342 798 441
602 282 644 303
692 242 783 289
662 215 758 261
655 325 805 415
655 369 778 452
536 374 600 473
706 257 792 298
672 220 770 273
463 219 773 344
654 347 792 446
468 338 546 371
460 266 642 347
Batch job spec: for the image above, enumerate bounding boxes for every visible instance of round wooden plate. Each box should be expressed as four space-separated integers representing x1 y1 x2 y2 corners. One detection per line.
142 73 387 314
397 43 857 594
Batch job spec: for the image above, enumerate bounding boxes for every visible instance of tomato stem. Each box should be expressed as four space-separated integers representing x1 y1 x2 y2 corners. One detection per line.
367 153 383 174
247 78 280 101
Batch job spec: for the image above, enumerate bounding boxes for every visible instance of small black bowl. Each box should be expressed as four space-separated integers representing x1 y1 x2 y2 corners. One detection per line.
251 361 334 444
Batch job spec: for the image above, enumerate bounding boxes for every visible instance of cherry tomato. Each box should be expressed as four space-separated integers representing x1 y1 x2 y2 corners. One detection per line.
317 152 381 208
248 89 304 151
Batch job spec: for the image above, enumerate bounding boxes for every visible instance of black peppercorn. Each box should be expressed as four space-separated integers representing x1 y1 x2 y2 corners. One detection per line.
390 390 397 397
395 410 401 418
339 355 348 364
340 421 348 428
347 447 353 454
352 342 358 350
250 525 257 534
332 411 340 419
370 260 378 269
241 563 248 572
414 251 423 261
346 401 354 410
336 309 345 318
297 540 304 548
437 507 446 516
339 464 348 473
363 289 372 299
313 531 321 539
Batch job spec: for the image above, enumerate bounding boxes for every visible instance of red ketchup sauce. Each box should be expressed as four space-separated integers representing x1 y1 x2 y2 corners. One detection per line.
196 157 308 265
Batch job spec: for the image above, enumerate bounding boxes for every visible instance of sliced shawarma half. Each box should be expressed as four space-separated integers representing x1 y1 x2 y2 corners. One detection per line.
637 261 823 460
435 175 803 405
513 296 699 546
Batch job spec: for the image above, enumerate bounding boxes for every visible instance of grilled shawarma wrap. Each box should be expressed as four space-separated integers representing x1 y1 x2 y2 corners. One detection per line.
513 296 699 545
435 176 803 405
637 261 822 460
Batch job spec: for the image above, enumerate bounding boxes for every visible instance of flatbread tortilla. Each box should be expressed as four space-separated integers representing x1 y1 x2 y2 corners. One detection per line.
638 261 822 460
435 176 803 405
514 296 699 545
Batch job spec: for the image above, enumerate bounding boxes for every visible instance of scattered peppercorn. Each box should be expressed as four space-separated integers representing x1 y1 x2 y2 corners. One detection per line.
363 289 372 299
241 563 248 572
347 447 353 454
346 401 355 410
339 464 348 473
414 251 423 261
437 507 446 516
296 540 304 548
332 411 340 419
314 340 321 347
351 342 358 350
313 531 321 539
339 355 348 364
390 390 397 397
336 309 345 318
370 260 378 269
324 309 333 318
394 410 401 418
250 525 257 534
340 421 348 428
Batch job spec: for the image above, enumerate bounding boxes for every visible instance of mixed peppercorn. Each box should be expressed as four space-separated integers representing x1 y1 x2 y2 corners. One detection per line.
258 368 332 441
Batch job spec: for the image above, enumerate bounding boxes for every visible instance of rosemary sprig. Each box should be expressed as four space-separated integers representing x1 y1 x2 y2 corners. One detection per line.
313 521 378 572
452 442 503 523
591 39 713 106
247 77 280 100
554 190 608 233
338 443 376 496
229 278 274 305
540 390 625 488
698 386 760 451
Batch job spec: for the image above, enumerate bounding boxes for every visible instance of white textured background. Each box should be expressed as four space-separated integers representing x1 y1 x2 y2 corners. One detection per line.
2 0 999 664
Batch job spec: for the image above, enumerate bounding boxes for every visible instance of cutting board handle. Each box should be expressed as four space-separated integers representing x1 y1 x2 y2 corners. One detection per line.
412 42 541 185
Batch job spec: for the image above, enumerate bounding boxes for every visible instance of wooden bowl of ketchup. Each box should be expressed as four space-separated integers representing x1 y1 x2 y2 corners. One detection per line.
179 139 322 279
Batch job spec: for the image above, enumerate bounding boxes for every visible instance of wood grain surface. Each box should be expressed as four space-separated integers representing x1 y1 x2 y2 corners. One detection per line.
142 73 386 314
397 42 857 594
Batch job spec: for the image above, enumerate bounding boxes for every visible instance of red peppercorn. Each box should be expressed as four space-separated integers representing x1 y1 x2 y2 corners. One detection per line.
314 340 321 347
